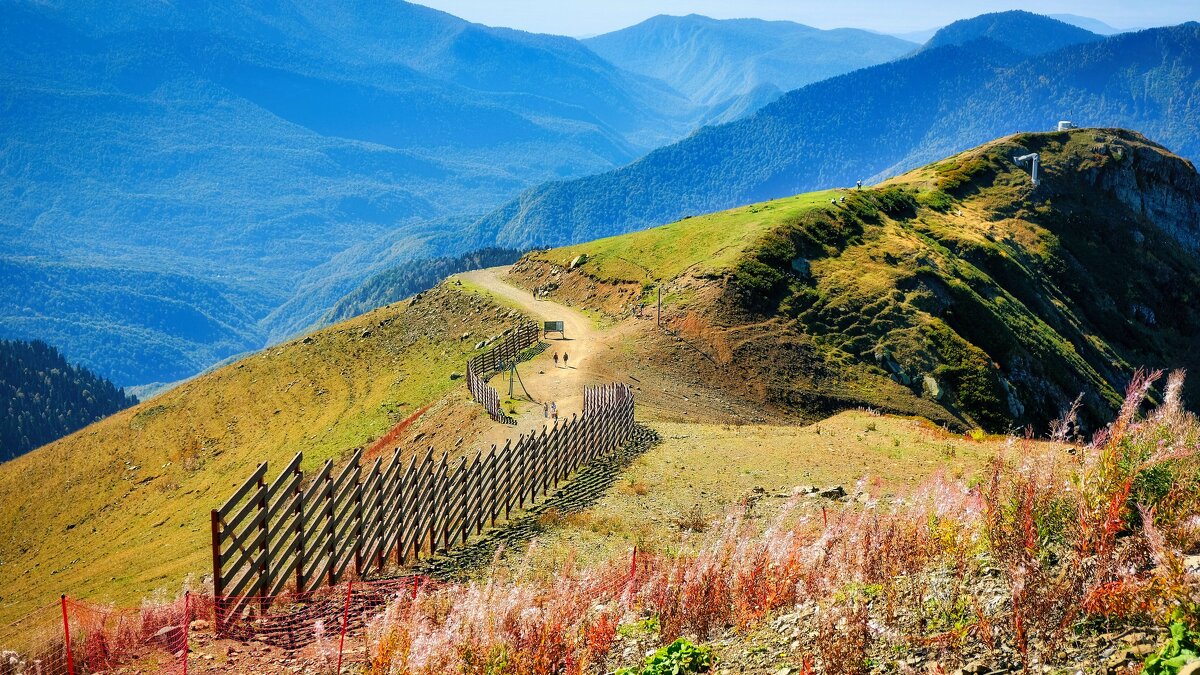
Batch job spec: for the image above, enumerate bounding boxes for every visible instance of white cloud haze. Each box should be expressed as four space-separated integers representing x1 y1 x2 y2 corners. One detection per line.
414 0 1197 37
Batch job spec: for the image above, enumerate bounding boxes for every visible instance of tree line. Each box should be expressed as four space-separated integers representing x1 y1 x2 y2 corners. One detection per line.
1 339 138 461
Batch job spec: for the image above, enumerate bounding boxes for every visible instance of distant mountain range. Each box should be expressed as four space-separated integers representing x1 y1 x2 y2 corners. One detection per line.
1049 14 1134 35
584 15 915 123
3 3 1193 390
472 18 1200 253
0 0 698 386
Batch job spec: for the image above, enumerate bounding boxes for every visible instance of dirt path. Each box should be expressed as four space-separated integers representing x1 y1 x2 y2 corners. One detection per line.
456 266 607 444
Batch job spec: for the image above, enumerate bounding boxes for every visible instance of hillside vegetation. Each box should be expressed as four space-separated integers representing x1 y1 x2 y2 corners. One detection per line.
0 339 137 461
477 21 1200 252
0 284 521 631
513 129 1200 433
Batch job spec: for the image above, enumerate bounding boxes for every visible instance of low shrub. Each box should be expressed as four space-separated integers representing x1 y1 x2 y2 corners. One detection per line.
362 370 1199 673
1143 617 1200 675
615 638 714 675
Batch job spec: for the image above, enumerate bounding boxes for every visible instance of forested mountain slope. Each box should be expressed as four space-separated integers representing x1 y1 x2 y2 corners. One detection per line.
0 0 697 386
476 23 1200 252
1 339 137 461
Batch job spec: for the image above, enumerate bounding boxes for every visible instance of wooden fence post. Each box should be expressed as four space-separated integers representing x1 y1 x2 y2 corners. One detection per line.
256 469 269 615
209 509 224 633
500 440 513 520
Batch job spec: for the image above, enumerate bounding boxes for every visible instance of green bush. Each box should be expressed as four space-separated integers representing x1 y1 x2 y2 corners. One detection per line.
732 259 786 298
1143 618 1200 674
935 157 992 193
615 638 714 675
917 190 954 211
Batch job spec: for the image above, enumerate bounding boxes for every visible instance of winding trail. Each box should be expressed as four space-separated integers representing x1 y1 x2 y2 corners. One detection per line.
456 266 609 444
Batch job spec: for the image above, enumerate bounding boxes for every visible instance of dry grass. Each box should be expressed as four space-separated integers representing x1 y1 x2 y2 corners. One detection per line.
363 371 1200 674
0 284 519 640
512 411 1015 575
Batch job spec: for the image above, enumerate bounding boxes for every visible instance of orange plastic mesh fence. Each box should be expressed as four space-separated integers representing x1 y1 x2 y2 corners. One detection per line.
2 602 75 675
65 593 192 674
2 550 651 673
215 575 429 651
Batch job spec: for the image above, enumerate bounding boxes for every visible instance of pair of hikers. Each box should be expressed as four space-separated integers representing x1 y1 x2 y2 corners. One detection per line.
552 351 569 368
542 401 558 420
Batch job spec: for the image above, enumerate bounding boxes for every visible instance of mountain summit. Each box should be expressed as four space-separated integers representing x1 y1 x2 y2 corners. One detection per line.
920 10 1102 54
506 128 1200 432
584 14 914 114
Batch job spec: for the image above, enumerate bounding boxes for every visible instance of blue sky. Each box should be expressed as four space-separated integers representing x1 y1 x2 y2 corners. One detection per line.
415 1 1197 36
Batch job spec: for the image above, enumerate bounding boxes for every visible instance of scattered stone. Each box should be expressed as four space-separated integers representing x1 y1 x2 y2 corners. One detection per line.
922 374 944 400
819 486 846 500
153 624 183 649
190 619 210 632
449 372 463 380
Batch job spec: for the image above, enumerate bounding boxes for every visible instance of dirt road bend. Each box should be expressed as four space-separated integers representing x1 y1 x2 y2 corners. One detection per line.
455 266 610 442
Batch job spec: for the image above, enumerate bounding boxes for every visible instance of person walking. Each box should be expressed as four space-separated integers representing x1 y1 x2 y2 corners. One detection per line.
563 352 569 368
543 402 549 418
551 402 558 420
553 352 559 368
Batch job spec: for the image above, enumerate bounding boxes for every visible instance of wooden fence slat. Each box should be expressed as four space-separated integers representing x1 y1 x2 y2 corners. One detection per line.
266 452 303 505
217 463 268 518
220 525 265 572
223 484 266 536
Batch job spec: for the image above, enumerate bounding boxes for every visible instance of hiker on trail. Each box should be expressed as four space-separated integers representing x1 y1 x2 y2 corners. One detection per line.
551 402 558 420
563 352 569 368
856 179 862 189
553 352 559 368
543 402 549 418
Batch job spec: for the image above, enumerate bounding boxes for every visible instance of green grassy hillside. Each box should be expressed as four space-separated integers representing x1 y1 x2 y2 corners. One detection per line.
0 285 518 632
519 129 1200 432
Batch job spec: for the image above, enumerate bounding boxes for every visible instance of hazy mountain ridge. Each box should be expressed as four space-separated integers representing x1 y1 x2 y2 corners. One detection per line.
0 0 701 386
584 14 915 119
920 10 1102 54
473 21 1200 254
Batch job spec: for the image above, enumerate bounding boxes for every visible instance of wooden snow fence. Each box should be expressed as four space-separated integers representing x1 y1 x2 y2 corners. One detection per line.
210 383 635 632
466 321 541 423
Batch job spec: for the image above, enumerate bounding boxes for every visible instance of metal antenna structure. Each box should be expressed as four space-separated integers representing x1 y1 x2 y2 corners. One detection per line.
1013 152 1040 186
